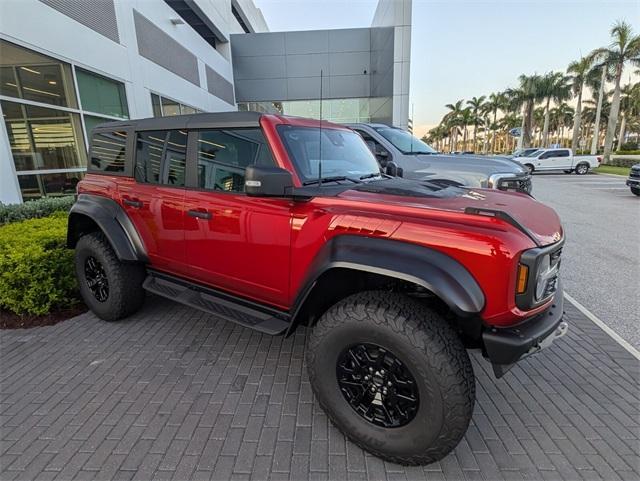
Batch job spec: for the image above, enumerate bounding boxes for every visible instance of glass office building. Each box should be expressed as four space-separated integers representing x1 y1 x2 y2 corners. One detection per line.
0 0 267 204
0 39 130 199
1 0 410 203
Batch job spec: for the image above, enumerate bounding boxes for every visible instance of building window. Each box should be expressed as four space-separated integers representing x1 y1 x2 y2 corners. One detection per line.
237 98 391 124
150 93 200 117
0 40 134 201
17 172 82 200
76 68 129 118
2 100 87 172
232 6 250 33
151 93 163 117
0 39 77 109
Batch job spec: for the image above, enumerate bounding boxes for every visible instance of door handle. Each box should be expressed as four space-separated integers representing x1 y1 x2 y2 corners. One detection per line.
123 198 143 208
187 209 212 220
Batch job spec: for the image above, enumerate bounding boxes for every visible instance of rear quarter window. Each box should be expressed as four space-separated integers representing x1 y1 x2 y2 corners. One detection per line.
90 131 127 173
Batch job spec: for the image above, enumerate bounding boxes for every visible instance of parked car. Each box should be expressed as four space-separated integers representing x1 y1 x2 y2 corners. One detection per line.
627 164 640 196
513 148 601 174
68 112 567 465
346 123 532 194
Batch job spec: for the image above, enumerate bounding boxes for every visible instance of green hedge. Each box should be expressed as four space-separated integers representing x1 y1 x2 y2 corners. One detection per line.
0 196 75 225
607 157 639 168
613 150 640 155
0 212 79 316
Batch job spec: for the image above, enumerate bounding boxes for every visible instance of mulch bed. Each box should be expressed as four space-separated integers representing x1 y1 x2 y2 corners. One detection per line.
0 305 87 329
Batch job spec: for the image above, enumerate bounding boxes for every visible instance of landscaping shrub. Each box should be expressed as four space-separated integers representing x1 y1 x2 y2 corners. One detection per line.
619 142 638 151
613 149 640 155
607 157 639 168
0 212 79 316
0 196 75 225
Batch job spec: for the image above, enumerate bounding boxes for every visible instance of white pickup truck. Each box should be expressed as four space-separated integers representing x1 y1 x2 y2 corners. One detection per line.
513 148 602 175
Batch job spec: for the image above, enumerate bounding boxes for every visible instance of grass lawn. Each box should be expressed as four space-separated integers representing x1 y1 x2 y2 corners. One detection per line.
594 165 631 176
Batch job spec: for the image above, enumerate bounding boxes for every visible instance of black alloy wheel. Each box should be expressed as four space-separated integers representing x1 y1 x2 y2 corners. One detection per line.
336 343 419 428
84 255 109 302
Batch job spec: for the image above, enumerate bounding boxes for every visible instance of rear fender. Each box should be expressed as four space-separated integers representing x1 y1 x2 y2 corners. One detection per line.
67 194 147 262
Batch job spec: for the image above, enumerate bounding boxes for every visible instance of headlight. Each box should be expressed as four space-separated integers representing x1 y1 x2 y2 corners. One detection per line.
535 254 551 300
516 241 563 310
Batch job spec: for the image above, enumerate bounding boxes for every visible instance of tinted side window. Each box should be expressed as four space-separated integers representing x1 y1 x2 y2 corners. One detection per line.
90 131 127 173
556 150 570 157
135 130 186 186
196 128 274 192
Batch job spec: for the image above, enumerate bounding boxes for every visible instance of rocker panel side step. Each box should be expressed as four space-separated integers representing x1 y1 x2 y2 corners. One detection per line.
143 271 290 335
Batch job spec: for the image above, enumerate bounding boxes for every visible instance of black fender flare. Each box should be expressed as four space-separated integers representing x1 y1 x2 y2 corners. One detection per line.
67 194 147 262
290 235 485 329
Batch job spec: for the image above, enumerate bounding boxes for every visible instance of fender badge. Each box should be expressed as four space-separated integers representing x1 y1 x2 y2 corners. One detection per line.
462 191 486 201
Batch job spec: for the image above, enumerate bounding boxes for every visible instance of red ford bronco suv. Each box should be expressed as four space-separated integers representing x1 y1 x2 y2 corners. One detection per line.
68 112 567 465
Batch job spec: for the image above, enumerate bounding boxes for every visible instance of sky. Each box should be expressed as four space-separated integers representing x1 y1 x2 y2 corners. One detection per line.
253 0 639 137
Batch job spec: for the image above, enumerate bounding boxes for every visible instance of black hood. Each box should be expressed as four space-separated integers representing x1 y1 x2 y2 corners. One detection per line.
348 177 467 198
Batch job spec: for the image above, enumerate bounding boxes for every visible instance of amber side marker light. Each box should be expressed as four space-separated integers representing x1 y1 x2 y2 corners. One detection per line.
516 264 529 294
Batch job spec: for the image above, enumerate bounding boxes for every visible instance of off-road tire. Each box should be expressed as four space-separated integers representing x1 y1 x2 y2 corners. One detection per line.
575 163 589 175
306 291 475 465
75 232 146 321
630 186 640 196
524 163 534 174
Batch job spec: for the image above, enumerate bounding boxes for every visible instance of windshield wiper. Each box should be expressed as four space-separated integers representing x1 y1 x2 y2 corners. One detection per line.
302 176 361 186
359 172 383 180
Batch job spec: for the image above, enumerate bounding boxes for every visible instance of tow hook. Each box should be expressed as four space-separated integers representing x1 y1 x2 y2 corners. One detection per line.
527 321 568 355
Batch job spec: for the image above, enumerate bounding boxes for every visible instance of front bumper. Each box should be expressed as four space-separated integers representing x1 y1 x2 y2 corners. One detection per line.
482 287 567 378
626 178 640 187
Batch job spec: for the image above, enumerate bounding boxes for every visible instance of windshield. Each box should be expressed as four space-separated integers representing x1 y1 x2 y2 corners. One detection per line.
373 127 437 155
525 149 542 157
277 125 381 183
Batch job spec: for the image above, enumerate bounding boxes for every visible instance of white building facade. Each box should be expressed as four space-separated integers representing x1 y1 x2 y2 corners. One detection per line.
0 0 267 204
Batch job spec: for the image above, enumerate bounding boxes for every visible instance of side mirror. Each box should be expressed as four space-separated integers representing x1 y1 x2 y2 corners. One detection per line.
385 161 402 177
376 148 389 160
245 165 294 197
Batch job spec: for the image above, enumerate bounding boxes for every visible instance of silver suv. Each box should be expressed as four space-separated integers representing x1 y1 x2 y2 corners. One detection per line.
347 123 532 194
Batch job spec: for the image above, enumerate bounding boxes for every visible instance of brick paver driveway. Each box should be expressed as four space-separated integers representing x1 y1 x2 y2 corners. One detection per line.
1 297 638 481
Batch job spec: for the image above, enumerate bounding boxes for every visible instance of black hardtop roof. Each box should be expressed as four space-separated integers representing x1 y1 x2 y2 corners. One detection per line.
93 111 264 132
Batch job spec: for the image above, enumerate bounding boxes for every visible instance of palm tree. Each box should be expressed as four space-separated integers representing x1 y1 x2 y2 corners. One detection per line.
507 74 545 148
589 20 640 162
584 95 611 150
614 82 640 150
485 92 506 152
539 72 572 147
444 100 465 151
466 96 486 152
459 107 475 151
533 107 546 146
586 63 609 154
567 56 593 151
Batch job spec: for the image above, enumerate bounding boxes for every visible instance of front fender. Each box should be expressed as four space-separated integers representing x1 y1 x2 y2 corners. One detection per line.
293 235 485 319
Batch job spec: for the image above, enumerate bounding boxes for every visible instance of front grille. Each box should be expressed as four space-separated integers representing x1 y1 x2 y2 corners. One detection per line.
630 168 640 179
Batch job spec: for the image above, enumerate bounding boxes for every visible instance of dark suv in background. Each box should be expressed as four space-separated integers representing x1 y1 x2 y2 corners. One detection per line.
347 123 532 194
627 164 640 196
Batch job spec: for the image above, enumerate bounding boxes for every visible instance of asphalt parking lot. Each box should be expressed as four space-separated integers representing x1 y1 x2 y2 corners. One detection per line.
531 172 640 349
